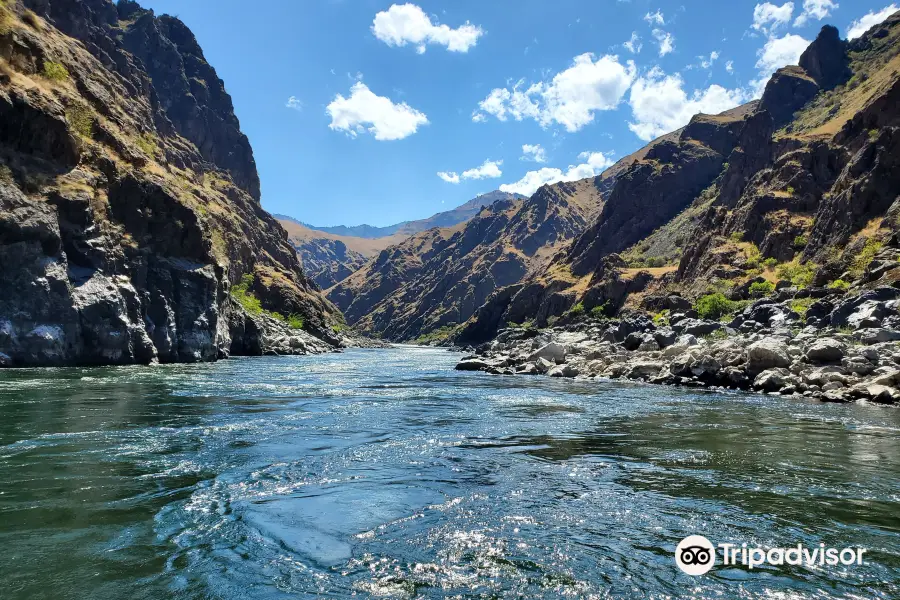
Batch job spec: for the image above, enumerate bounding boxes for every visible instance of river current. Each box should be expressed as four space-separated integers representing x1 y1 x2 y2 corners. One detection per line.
0 347 898 598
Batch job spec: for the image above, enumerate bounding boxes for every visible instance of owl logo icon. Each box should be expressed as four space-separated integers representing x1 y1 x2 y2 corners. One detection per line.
675 535 716 575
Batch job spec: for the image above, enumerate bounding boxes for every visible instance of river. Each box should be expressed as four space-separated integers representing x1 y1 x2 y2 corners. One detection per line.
0 347 898 598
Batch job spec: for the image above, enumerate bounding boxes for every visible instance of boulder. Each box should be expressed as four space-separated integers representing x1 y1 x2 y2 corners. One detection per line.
674 319 722 336
456 358 490 371
805 338 845 363
627 361 665 379
535 357 555 374
754 368 791 391
528 342 566 364
747 337 791 371
653 328 678 348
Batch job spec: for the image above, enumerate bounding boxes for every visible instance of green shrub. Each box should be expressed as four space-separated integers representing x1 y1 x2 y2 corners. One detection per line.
567 302 585 317
776 260 815 288
695 293 736 320
786 186 795 196
868 129 879 141
763 257 778 268
651 309 670 326
646 256 666 268
793 234 808 249
286 314 305 330
42 61 68 82
748 281 775 297
231 273 263 315
790 297 815 316
852 238 883 275
729 232 744 243
828 279 850 291
66 103 93 138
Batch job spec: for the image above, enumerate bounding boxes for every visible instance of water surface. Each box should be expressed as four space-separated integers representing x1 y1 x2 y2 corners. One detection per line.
1 347 898 598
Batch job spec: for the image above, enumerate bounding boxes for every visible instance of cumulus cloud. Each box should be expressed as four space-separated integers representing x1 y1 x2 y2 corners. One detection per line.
500 152 615 196
652 29 675 56
521 144 547 163
699 51 720 69
326 82 429 140
437 159 503 184
285 96 303 111
624 31 642 54
372 3 483 53
752 2 794 34
750 33 811 95
644 10 666 26
794 0 838 27
472 53 635 132
627 68 748 141
847 4 898 39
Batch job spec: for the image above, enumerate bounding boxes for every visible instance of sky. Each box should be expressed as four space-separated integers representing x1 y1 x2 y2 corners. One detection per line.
139 0 898 227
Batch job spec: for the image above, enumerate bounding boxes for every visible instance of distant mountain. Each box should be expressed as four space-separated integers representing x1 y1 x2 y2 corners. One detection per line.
279 191 526 240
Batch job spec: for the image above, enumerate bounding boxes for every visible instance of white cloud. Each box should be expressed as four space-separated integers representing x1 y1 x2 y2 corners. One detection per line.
726 60 735 73
500 151 615 196
473 53 635 132
462 159 503 180
521 144 547 163
372 3 484 53
699 51 720 69
752 2 794 34
628 69 749 141
653 29 675 56
326 82 429 140
437 159 503 184
644 10 666 26
624 31 643 54
285 96 303 111
847 4 898 39
794 0 838 27
750 33 810 97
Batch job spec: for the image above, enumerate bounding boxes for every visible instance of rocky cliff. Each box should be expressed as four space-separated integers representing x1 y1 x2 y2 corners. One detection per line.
328 179 603 340
458 16 900 344
0 0 342 367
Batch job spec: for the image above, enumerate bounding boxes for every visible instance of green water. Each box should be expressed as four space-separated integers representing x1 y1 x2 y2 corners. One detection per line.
0 347 898 598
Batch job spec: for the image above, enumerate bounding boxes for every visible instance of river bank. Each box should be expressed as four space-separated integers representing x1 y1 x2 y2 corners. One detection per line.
456 286 900 404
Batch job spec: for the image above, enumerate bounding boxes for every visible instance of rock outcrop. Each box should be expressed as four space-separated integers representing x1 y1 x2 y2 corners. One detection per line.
0 0 343 367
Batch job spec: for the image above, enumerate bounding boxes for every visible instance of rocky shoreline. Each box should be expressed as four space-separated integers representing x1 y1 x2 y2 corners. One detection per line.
455 286 900 405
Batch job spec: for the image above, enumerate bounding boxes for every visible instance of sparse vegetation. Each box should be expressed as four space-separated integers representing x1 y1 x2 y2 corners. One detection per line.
135 132 159 158
651 310 670 326
786 186 795 196
868 128 880 141
748 281 775 297
286 314 305 330
507 319 535 330
793 234 808 249
590 301 613 319
763 257 778 269
231 273 264 315
0 164 12 184
852 237 883 275
828 279 850 291
566 302 585 318
42 61 69 82
729 232 744 243
22 9 41 29
66 103 93 138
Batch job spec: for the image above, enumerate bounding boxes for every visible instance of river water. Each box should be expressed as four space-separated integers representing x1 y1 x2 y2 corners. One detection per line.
0 347 898 599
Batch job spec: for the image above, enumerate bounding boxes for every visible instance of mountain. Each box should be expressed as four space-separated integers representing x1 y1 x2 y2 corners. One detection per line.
0 0 344 367
276 218 405 288
327 179 604 340
297 190 525 239
458 17 900 344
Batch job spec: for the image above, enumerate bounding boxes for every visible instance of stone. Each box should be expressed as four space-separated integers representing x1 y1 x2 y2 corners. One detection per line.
754 368 790 391
859 328 900 344
535 357 555 374
805 338 845 363
871 370 900 387
0 352 11 367
747 338 791 371
456 358 490 371
674 319 722 336
528 342 567 364
638 336 660 352
627 361 665 379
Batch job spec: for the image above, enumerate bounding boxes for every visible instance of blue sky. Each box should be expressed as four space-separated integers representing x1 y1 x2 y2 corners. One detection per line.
140 0 897 227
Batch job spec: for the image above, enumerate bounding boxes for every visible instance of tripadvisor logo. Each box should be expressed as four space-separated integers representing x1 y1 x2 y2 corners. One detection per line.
675 535 867 575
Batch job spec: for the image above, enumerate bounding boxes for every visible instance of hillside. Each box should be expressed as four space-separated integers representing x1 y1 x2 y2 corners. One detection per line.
276 218 404 288
458 18 900 344
0 0 343 367
298 190 525 239
327 178 603 340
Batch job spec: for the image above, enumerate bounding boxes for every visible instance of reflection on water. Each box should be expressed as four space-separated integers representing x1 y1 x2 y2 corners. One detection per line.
0 347 898 599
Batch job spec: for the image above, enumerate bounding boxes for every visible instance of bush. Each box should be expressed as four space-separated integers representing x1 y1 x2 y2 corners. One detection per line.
748 281 775 297
828 279 850 291
42 61 68 82
786 186 795 196
646 256 666 268
763 257 778 269
695 293 735 320
776 260 815 289
231 273 263 315
852 238 883 274
286 314 305 330
790 297 815 316
567 302 585 318
793 234 808 248
729 232 744 243
66 103 93 138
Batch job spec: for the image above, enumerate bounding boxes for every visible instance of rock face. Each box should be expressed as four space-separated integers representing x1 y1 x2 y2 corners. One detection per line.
328 179 604 340
0 0 342 367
